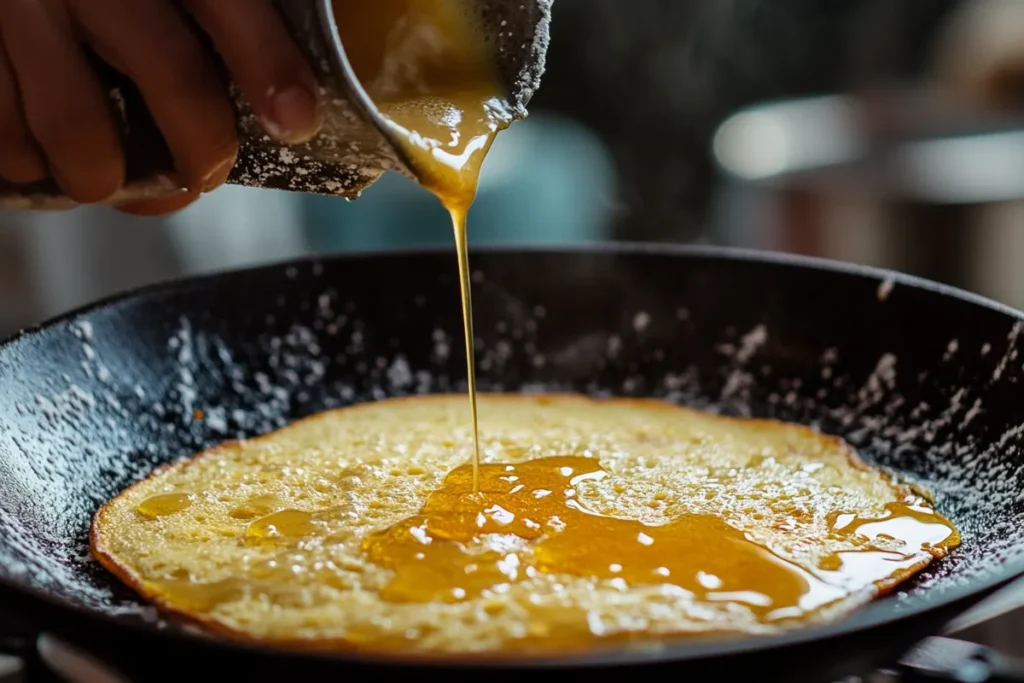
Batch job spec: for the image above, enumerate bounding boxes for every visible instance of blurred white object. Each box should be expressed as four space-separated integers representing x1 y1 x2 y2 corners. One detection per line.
8 185 310 325
37 634 128 683
0 654 22 683
165 185 311 274
711 89 1024 309
16 207 183 320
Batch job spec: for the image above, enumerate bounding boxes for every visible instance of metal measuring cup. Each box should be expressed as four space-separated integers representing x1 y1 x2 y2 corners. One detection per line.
0 0 552 210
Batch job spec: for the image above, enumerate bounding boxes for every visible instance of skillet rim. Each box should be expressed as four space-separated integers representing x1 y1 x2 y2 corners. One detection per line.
1 242 1023 669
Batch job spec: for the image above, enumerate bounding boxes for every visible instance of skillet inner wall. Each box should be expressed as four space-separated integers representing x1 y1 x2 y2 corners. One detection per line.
0 249 1022 626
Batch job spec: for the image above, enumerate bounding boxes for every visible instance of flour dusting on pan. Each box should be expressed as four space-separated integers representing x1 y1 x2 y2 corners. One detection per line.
0 251 1022 632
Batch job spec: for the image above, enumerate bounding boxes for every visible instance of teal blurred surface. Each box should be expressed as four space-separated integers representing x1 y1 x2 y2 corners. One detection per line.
302 114 617 251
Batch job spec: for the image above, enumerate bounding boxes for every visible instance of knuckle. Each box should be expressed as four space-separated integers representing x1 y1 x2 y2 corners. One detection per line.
62 177 121 204
29 102 102 151
157 35 214 96
0 120 45 184
0 147 46 183
35 114 124 202
60 168 122 204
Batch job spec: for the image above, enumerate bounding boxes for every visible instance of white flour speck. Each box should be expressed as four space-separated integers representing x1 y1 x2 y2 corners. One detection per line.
878 279 895 302
735 325 768 364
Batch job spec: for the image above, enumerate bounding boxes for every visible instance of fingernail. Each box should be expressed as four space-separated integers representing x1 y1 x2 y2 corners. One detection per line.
262 84 322 144
200 154 238 193
51 165 118 205
116 190 200 217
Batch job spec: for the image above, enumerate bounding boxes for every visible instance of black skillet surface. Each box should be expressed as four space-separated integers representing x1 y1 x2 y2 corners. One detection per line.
1 244 1024 682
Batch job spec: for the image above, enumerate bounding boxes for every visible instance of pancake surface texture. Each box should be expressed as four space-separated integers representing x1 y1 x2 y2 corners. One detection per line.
91 394 958 656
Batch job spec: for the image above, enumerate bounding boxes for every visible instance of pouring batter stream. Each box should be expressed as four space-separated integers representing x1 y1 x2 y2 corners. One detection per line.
333 0 515 491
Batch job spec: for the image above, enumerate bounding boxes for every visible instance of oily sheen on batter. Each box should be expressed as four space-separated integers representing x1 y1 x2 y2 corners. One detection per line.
90 395 959 656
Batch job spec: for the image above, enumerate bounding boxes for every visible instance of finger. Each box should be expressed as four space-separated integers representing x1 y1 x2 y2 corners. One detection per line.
185 0 323 144
0 0 124 202
0 42 47 183
933 0 1024 107
115 188 199 216
70 0 238 194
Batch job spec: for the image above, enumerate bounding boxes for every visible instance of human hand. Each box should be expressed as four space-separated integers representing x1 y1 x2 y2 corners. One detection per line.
933 0 1024 111
0 0 323 215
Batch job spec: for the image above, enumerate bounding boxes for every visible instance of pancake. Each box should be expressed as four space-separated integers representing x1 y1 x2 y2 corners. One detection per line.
90 394 959 657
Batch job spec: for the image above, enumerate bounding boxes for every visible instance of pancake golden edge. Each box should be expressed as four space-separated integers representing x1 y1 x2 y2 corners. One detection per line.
90 394 959 658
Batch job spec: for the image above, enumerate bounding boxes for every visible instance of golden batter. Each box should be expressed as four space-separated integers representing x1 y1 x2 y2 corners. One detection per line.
91 395 959 657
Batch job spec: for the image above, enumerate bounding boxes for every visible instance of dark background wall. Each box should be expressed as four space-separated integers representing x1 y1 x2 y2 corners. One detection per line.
532 0 962 241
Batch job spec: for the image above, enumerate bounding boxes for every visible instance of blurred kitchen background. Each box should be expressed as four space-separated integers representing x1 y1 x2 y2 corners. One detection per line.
4 0 1024 337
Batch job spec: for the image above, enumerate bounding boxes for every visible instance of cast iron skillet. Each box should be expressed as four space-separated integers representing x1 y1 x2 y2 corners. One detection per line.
2 244 1024 682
